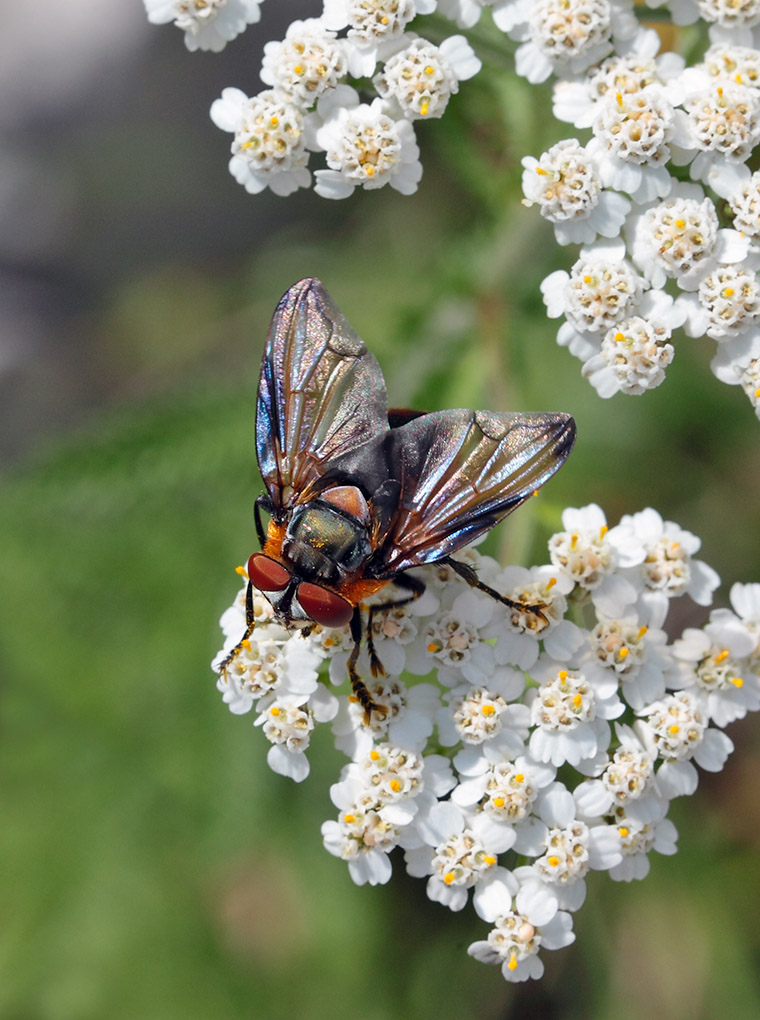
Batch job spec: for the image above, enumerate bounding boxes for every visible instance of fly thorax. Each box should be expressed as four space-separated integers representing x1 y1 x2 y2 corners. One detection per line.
282 500 371 585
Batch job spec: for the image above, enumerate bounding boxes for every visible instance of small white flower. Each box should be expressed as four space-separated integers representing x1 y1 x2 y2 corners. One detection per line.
582 289 686 398
697 0 760 34
702 42 760 89
602 723 657 803
620 508 721 622
257 688 338 782
730 581 760 653
711 339 760 413
681 264 760 344
467 870 574 982
584 613 670 710
322 773 407 885
709 164 760 245
405 801 513 912
541 245 644 361
635 689 734 798
522 139 631 246
144 0 262 52
626 182 750 290
527 659 623 768
481 565 580 670
333 678 440 759
437 674 530 755
373 35 480 120
313 89 422 198
735 356 760 416
517 783 622 909
354 742 426 802
671 610 759 725
260 19 347 106
210 87 311 196
453 755 557 829
509 0 639 85
548 503 645 616
406 588 496 684
213 585 325 714
553 40 686 128
587 85 683 202
321 0 435 76
679 80 760 183
607 794 678 881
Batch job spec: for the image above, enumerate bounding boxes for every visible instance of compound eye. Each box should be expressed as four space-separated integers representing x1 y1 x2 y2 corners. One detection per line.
247 554 291 592
297 582 354 628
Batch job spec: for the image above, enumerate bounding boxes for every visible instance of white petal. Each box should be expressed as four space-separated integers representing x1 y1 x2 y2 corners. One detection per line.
655 759 698 798
267 744 310 782
714 228 751 265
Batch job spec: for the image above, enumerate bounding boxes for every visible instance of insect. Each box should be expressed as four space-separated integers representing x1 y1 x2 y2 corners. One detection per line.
218 278 576 721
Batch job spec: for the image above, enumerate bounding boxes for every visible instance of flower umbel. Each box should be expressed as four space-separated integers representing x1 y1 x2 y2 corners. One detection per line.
212 503 755 983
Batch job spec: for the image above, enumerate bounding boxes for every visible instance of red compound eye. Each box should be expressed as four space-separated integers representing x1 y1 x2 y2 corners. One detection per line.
247 554 291 592
297 582 354 628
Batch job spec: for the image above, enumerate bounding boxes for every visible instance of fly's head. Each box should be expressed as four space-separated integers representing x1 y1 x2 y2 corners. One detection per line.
249 486 375 630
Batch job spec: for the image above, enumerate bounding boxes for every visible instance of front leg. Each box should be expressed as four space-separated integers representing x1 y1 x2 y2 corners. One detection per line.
216 579 256 680
441 556 548 625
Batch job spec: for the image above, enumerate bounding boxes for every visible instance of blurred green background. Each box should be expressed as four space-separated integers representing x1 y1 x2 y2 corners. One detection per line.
1 5 759 1020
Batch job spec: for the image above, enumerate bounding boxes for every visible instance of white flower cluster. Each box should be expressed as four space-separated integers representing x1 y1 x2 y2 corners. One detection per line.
207 3 486 200
212 503 760 983
528 18 760 414
143 0 485 200
144 4 760 417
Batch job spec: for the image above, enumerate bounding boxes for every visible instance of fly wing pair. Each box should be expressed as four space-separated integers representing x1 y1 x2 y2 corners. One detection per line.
256 278 576 579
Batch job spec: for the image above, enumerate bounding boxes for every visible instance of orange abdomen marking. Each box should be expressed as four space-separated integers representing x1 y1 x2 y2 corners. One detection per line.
262 519 287 562
320 485 370 522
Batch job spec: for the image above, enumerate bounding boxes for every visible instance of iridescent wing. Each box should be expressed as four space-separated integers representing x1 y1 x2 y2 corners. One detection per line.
256 278 390 511
372 409 576 574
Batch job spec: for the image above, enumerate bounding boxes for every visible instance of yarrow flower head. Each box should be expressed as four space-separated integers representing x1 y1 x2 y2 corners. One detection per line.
509 0 639 85
548 502 645 616
210 87 311 196
587 85 683 202
553 37 686 128
680 79 760 183
211 493 758 984
681 264 760 346
467 869 574 981
322 0 437 75
620 507 721 622
627 182 751 290
144 0 262 51
260 19 348 104
312 87 423 198
373 35 481 120
582 289 686 397
695 0 760 32
522 140 631 246
702 42 760 86
542 241 645 359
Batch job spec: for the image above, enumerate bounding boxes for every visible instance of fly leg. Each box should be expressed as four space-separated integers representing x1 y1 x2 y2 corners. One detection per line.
440 556 548 626
216 579 256 681
365 572 427 678
347 608 388 725
254 493 276 547
216 494 277 680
